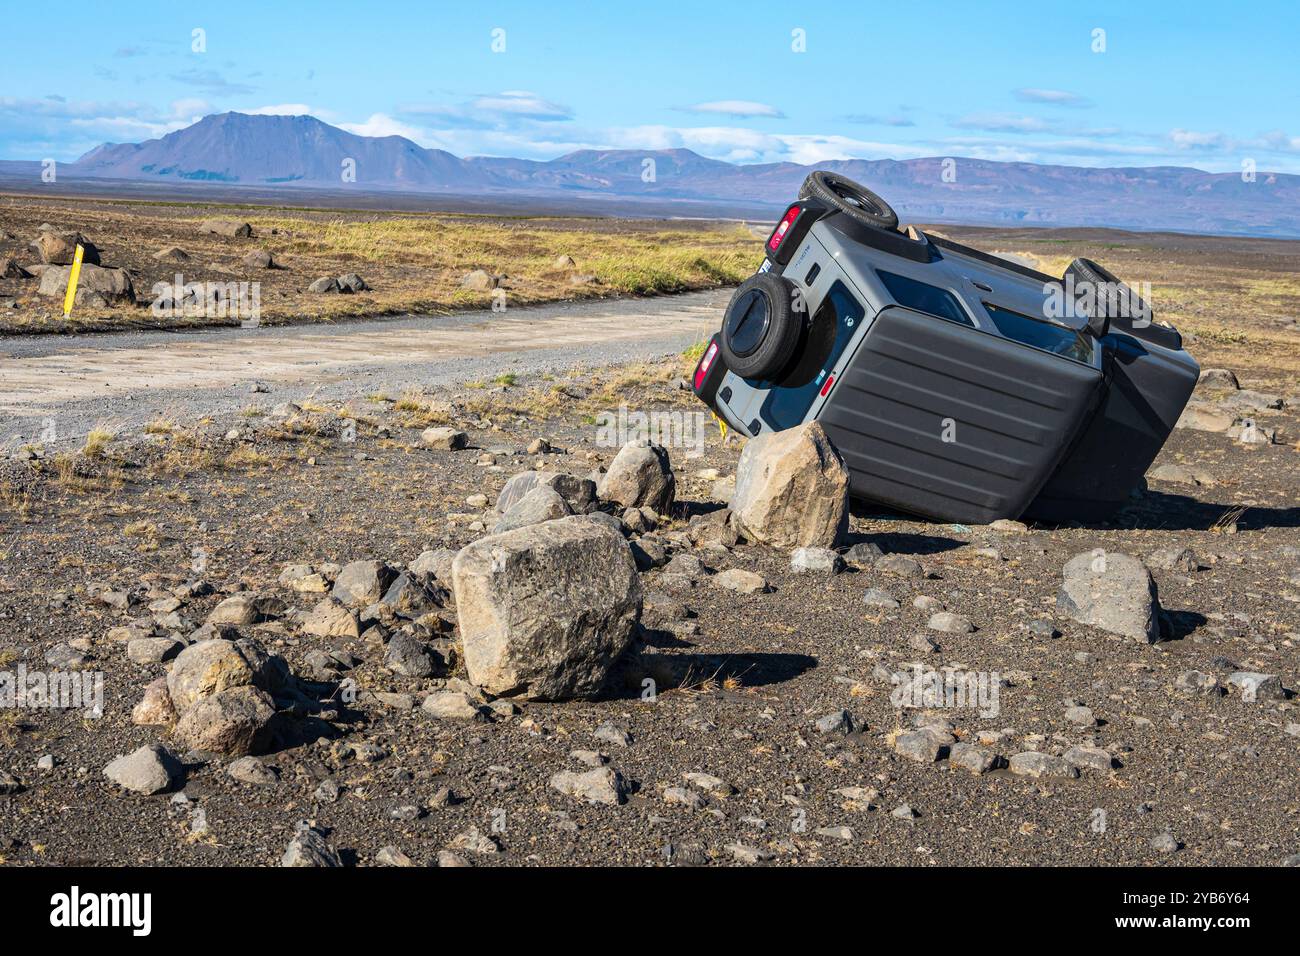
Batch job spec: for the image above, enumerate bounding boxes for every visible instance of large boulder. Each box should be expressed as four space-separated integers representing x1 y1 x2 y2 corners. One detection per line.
166 637 286 713
451 515 642 700
37 263 134 305
199 219 253 238
332 560 397 608
597 440 675 513
173 685 275 756
495 471 596 514
33 231 100 265
1057 550 1161 643
730 422 849 549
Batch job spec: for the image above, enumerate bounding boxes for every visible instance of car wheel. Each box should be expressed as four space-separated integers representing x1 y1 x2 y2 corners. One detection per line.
719 273 803 380
799 171 899 232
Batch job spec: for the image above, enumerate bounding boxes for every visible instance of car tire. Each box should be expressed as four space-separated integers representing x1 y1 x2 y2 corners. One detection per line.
799 171 899 232
719 273 803 380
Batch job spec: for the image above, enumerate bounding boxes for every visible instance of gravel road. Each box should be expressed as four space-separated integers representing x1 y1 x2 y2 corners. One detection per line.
0 290 729 448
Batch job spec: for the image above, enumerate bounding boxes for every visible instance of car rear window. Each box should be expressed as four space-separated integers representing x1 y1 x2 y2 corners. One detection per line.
877 270 973 327
758 279 864 429
983 302 1095 364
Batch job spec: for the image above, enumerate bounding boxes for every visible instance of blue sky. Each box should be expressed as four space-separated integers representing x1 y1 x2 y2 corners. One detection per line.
3 0 1298 172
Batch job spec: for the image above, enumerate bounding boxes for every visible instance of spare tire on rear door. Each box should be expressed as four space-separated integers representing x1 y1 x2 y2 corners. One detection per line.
799 171 899 232
719 272 802 380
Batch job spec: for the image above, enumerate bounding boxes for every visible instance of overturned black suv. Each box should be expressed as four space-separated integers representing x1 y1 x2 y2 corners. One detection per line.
692 171 1198 524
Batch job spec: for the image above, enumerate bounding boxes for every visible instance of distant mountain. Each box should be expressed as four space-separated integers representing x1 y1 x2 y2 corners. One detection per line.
74 112 493 190
68 112 1300 238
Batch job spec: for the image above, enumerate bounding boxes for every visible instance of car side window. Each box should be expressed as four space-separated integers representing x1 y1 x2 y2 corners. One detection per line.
983 302 1095 364
876 270 974 327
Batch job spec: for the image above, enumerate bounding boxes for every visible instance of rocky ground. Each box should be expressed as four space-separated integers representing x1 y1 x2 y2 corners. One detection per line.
0 217 1297 869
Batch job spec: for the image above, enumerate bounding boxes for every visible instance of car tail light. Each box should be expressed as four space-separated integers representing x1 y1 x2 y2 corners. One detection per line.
767 204 802 254
693 341 719 391
819 374 835 397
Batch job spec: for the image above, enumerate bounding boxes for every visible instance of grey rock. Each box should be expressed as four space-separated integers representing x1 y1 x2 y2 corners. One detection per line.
384 632 441 678
790 547 844 574
894 726 954 763
876 554 923 578
103 744 181 795
1008 751 1079 779
451 516 641 700
1064 744 1115 772
421 690 484 720
862 588 900 609
281 823 341 867
495 471 597 514
550 767 625 805
815 709 853 734
928 611 975 634
174 685 275 756
1058 550 1160 643
332 560 397 609
730 421 849 549
949 742 999 774
491 485 572 533
1227 671 1285 702
1150 831 1181 854
597 440 675 513
227 756 278 786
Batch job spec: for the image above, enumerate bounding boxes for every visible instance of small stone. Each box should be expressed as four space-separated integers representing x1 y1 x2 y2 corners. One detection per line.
227 756 278 786
815 709 853 734
894 726 954 763
421 690 484 720
421 427 468 450
1150 831 1181 854
103 744 181 795
863 588 900 609
1065 705 1097 727
790 547 844 574
663 786 705 810
376 846 415 867
1008 752 1079 779
928 611 975 634
712 568 769 594
876 554 923 578
814 825 853 841
281 823 341 867
727 843 774 864
1064 744 1114 772
550 767 625 805
594 722 631 747
1227 671 1284 702
949 742 998 774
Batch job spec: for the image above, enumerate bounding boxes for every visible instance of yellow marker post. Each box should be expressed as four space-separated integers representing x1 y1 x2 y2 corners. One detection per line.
711 411 729 442
62 244 85 317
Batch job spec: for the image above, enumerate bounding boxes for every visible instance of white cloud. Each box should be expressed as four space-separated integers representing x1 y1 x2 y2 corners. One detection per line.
953 113 1055 133
680 100 785 119
247 103 315 116
468 91 571 121
1169 128 1228 150
338 113 426 140
1015 88 1092 108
